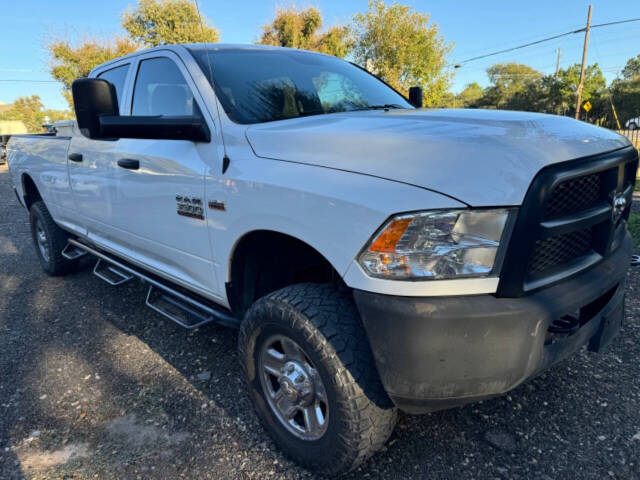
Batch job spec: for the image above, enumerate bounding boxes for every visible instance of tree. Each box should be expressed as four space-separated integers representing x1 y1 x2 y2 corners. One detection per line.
48 36 138 107
259 7 352 58
0 95 73 133
456 82 483 108
621 54 640 81
478 63 542 109
611 78 640 126
122 0 219 47
556 63 606 105
351 0 452 105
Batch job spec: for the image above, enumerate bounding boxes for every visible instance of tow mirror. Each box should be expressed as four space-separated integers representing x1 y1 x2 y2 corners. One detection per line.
71 77 210 142
72 78 119 139
100 115 210 142
408 86 423 108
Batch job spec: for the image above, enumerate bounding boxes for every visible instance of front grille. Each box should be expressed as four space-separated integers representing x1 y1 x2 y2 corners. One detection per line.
543 173 601 220
527 228 593 275
497 147 639 297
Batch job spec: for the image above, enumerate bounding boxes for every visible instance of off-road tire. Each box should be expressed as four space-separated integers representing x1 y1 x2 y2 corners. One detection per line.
238 283 397 476
29 201 78 275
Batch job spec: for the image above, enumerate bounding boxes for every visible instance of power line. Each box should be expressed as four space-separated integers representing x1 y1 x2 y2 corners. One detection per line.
450 16 640 67
592 18 640 28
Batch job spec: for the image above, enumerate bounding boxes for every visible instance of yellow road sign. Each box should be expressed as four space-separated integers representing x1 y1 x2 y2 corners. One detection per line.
583 101 592 112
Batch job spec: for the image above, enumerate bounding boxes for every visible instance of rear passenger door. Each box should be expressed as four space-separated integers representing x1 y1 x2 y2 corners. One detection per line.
70 52 221 299
67 62 132 236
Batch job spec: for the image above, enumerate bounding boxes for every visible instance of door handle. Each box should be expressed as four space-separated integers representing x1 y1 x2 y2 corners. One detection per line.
68 153 83 162
117 158 139 170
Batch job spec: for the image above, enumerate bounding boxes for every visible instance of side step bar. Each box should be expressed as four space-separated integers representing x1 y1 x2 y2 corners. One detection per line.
146 286 216 329
93 259 134 286
61 243 88 260
67 238 238 329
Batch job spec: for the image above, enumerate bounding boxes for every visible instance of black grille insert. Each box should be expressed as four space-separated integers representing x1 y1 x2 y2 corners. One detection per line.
496 146 638 298
527 228 594 275
543 173 601 220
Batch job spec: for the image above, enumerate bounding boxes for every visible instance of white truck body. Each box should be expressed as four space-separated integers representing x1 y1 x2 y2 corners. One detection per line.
7 45 630 304
6 44 638 474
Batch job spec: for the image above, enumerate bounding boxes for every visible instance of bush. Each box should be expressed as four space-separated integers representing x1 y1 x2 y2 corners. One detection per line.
629 214 640 247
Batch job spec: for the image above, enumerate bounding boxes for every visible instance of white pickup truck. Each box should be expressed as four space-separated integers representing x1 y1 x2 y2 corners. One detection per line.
7 44 638 475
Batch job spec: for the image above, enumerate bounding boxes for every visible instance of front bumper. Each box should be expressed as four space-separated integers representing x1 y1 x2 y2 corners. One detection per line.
354 233 632 414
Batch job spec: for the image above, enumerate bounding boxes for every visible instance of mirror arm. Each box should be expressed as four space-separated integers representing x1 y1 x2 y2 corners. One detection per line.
99 115 211 142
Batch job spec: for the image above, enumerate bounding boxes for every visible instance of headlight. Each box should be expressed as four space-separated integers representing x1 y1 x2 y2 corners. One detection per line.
358 209 514 280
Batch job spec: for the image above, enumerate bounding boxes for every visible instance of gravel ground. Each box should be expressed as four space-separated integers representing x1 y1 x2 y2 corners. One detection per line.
1 163 640 480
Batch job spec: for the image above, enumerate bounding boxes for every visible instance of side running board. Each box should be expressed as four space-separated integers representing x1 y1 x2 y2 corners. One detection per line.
93 259 134 286
66 239 238 329
146 286 217 329
61 243 88 260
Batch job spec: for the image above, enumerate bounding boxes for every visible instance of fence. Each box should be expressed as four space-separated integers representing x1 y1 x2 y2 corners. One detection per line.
616 129 640 182
617 128 640 151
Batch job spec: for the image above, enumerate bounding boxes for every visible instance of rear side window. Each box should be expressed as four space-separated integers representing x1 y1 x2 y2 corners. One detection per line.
131 57 200 117
97 64 130 106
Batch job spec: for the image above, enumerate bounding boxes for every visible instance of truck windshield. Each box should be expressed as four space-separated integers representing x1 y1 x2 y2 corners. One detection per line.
189 48 412 124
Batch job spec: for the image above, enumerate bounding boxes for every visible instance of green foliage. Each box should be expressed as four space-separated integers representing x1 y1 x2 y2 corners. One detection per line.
0 95 73 133
48 36 139 107
611 77 640 127
622 54 640 81
259 7 352 58
472 61 609 122
122 0 219 47
476 63 542 109
628 214 640 247
456 82 484 108
351 0 452 105
315 26 353 58
557 63 606 104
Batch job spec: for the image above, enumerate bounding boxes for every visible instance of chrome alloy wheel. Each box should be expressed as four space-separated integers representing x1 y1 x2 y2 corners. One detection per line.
35 219 50 263
258 334 329 440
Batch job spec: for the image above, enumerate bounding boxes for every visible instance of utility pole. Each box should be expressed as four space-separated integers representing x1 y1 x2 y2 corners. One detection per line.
574 5 593 120
554 47 562 79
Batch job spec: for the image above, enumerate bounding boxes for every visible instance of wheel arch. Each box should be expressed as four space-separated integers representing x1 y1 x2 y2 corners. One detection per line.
226 229 343 316
21 173 42 210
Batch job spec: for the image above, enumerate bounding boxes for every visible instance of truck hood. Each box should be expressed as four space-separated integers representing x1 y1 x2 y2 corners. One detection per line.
245 108 630 206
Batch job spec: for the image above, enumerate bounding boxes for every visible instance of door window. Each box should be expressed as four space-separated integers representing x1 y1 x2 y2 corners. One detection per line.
97 64 130 107
131 57 200 116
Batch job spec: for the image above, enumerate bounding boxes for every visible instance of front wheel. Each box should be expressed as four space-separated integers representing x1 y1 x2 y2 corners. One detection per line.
629 122 637 131
238 283 397 476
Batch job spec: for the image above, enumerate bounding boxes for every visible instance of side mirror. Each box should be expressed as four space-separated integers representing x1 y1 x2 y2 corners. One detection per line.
100 115 210 142
71 77 210 142
72 78 119 139
408 86 423 108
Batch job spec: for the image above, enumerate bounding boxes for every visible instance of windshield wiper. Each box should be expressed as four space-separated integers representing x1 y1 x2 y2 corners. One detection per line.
351 104 406 112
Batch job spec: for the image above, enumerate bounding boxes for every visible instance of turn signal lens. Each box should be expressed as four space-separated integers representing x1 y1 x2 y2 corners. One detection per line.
369 218 412 253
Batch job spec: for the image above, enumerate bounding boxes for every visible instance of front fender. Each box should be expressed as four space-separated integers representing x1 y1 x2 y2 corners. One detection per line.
206 157 464 298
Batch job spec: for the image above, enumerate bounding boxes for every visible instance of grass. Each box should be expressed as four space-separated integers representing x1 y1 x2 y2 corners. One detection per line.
629 213 640 247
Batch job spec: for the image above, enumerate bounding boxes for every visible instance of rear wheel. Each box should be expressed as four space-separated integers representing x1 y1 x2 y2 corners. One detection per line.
29 201 78 275
629 122 637 131
238 283 397 475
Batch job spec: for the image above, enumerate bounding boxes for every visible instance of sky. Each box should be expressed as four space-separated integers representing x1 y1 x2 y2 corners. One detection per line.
0 0 638 110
